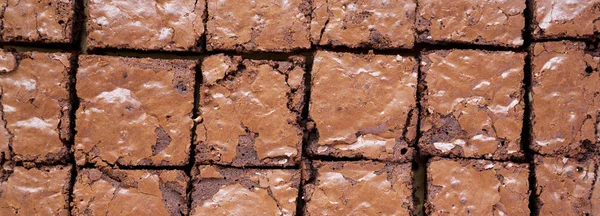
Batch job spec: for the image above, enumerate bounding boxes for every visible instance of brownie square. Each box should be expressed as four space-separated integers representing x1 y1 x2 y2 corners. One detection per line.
72 168 189 216
196 54 305 167
416 0 526 47
420 50 525 160
531 41 600 156
0 165 72 216
310 0 416 49
309 51 418 162
190 165 300 216
86 0 205 51
1 0 75 43
534 156 598 215
303 161 413 215
75 55 195 167
0 50 71 164
427 157 530 215
206 0 311 52
532 0 600 39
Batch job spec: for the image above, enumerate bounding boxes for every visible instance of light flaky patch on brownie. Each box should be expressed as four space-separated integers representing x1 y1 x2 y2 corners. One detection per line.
420 50 525 160
190 165 300 216
195 54 305 167
532 0 600 39
303 161 413 215
72 168 189 216
309 51 418 162
75 55 195 167
310 0 416 49
1 0 74 43
426 158 530 216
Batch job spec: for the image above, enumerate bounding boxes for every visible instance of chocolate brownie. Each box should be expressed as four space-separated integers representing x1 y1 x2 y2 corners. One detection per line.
0 164 72 215
532 0 600 39
534 156 598 215
420 50 525 160
426 157 530 215
86 0 205 51
1 0 75 43
310 0 416 49
0 50 71 164
531 41 600 156
196 54 305 167
72 168 189 216
75 55 195 167
206 0 311 52
303 161 413 215
189 165 300 216
309 51 418 162
416 0 526 47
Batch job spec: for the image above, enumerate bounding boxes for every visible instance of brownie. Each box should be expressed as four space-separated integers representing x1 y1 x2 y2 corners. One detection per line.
206 0 311 52
534 156 598 215
196 54 305 167
416 0 526 47
532 0 600 39
309 51 418 162
0 164 72 215
310 0 416 49
75 55 195 167
426 157 530 215
0 50 71 164
1 0 75 43
86 0 205 51
303 160 413 215
420 50 525 160
531 41 600 156
72 168 189 216
189 165 300 216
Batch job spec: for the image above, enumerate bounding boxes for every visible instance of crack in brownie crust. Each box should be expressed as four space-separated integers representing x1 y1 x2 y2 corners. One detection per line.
532 0 600 39
1 0 75 43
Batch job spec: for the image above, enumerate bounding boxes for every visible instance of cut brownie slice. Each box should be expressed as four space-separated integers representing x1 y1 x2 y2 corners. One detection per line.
86 0 204 51
532 0 600 39
0 164 72 216
310 0 416 49
531 41 600 156
190 165 300 216
416 0 526 47
309 51 418 162
196 54 305 167
427 157 530 215
206 0 311 52
1 0 75 43
72 168 188 216
75 55 195 167
0 50 71 164
303 161 413 215
420 50 525 160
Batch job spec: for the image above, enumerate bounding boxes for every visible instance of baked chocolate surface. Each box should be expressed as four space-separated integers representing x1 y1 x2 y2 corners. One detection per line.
309 51 418 162
532 0 600 39
426 157 530 216
190 165 300 216
75 55 195 167
1 0 74 43
420 50 525 159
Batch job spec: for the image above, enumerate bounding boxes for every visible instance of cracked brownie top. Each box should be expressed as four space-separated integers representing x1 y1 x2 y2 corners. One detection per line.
1 0 75 43
532 0 600 39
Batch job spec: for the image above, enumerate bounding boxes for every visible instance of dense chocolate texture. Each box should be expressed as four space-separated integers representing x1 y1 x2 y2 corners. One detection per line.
310 0 416 49
309 51 417 162
190 165 300 216
72 168 189 216
532 0 600 39
1 0 74 43
75 55 195 166
303 161 413 215
0 165 72 215
86 0 204 51
416 0 525 47
206 0 311 52
420 50 525 160
426 158 530 216
196 54 305 167
535 156 599 215
0 51 71 164
531 41 600 156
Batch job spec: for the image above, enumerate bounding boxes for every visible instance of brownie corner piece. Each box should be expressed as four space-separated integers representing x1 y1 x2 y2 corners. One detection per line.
1 0 75 44
532 0 600 39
